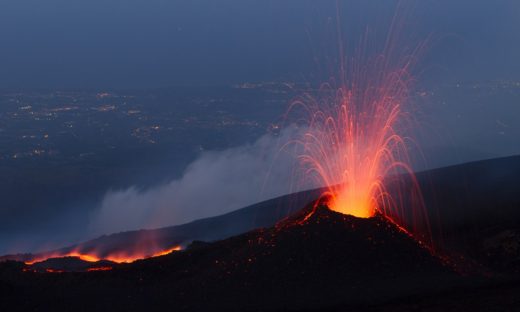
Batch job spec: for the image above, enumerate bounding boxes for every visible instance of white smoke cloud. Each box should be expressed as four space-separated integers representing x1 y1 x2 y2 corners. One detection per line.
89 128 317 236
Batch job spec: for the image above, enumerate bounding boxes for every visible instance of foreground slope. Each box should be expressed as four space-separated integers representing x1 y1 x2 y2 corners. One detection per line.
0 204 463 311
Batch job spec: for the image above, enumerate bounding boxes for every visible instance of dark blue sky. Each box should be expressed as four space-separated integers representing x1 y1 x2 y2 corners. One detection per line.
0 0 519 89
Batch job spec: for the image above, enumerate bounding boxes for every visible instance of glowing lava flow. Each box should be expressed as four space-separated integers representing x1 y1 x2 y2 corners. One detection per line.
24 245 182 266
98 245 182 264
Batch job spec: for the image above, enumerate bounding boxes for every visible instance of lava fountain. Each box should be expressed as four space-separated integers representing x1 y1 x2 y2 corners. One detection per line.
290 73 418 219
288 72 431 245
283 11 432 246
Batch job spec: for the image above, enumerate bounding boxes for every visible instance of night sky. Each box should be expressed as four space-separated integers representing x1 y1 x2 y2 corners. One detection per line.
0 0 519 89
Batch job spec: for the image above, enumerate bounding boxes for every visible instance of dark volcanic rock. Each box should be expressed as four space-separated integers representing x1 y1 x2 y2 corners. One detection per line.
0 204 463 311
481 229 520 273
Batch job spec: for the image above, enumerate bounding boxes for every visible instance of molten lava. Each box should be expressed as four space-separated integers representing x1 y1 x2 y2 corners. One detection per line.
24 245 182 267
288 78 423 221
296 89 413 220
86 267 113 272
284 20 432 246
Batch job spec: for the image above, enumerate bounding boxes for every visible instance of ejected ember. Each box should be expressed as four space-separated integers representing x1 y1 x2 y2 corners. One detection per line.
283 28 431 247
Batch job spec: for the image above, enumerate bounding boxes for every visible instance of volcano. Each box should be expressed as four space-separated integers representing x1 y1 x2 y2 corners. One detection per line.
0 202 463 311
2 156 520 311
4 155 520 272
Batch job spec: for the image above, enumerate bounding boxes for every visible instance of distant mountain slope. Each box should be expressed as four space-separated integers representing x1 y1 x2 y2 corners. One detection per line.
0 188 323 263
414 155 520 269
417 154 520 230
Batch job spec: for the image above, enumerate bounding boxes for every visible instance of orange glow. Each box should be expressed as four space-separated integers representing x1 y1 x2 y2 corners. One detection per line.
24 245 182 267
86 266 113 272
100 245 182 263
288 80 418 220
68 252 101 263
151 246 182 257
24 251 101 265
282 18 433 247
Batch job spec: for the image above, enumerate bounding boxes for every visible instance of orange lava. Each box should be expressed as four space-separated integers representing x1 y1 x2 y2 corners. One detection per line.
289 79 416 220
69 252 101 263
152 246 183 257
283 15 432 247
101 245 182 263
86 266 113 272
24 245 182 267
